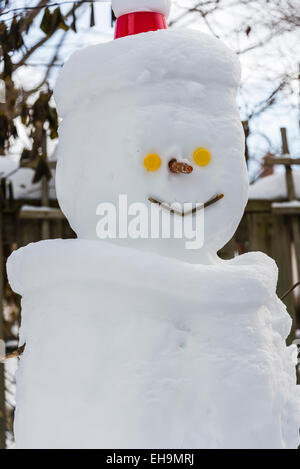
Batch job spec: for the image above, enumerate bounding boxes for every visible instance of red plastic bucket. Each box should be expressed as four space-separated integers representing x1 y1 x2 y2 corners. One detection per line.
114 11 167 39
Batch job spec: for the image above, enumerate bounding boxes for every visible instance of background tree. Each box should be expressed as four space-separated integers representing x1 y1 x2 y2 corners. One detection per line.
0 0 100 180
170 0 300 177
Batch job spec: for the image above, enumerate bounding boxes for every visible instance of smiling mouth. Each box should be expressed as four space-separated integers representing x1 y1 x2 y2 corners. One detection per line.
148 193 224 217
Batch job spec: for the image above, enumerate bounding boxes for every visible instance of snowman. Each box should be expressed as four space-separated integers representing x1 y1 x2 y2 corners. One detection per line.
7 0 299 449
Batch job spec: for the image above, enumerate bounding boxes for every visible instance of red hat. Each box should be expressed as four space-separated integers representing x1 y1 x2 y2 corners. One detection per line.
112 0 170 39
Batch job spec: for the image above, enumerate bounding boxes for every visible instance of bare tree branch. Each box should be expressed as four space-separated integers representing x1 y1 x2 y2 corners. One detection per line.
13 0 86 69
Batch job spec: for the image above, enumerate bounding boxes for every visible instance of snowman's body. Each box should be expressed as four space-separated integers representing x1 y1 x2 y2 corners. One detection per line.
8 240 299 449
7 1 299 449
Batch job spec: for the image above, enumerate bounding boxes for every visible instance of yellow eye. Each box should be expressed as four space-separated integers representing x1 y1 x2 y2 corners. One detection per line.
193 148 211 166
143 153 161 171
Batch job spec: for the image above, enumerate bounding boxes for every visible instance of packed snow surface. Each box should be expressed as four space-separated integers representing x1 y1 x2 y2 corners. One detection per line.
54 29 248 260
249 171 300 200
7 239 299 449
112 0 171 17
54 30 241 117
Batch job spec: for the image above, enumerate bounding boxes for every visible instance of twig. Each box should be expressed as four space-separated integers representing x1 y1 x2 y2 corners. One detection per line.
23 62 63 67
25 28 71 94
148 197 184 216
280 281 300 301
168 158 193 174
13 0 86 70
148 193 224 217
4 343 26 360
1 0 99 16
203 193 224 209
14 0 49 34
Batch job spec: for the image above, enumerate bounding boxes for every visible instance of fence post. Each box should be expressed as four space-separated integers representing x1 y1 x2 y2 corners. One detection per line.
41 177 50 240
0 188 6 449
41 130 50 240
280 128 300 340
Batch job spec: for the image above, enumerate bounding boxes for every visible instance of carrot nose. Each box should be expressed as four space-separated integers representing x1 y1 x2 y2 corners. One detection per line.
168 158 193 174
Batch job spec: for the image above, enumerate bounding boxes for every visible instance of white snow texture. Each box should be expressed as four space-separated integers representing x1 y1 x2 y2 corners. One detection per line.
6 16 299 449
7 240 300 449
112 0 171 17
54 29 248 262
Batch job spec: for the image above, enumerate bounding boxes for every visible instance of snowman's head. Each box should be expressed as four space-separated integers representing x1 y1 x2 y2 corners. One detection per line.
54 26 248 264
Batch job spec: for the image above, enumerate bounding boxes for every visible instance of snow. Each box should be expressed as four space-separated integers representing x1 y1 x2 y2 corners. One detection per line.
54 29 248 260
272 200 300 209
249 171 300 200
6 4 299 449
54 29 241 117
7 239 300 449
0 157 18 177
112 0 171 17
0 157 56 200
20 205 58 212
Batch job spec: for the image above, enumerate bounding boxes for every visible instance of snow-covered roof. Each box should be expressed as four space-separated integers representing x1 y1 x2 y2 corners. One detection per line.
0 157 56 200
249 171 300 200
